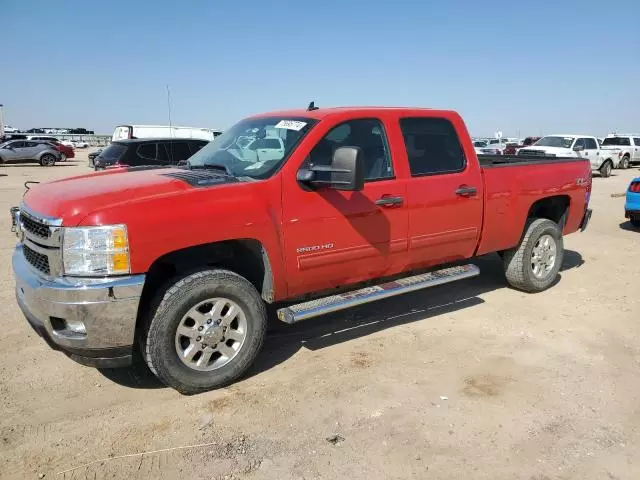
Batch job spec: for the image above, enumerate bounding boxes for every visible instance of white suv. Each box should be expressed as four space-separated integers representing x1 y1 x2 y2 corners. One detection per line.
601 134 640 169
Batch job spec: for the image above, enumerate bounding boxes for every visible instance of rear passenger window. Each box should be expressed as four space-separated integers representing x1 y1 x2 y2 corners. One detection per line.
399 118 465 176
584 138 598 149
166 142 192 162
137 143 157 161
634 138 640 146
573 138 586 149
156 143 170 162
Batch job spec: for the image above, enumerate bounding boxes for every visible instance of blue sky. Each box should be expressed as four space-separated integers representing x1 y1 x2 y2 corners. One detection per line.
2 0 638 137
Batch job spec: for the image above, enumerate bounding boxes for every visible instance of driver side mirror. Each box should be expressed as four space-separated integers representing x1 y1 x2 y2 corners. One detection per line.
297 146 365 191
573 145 584 152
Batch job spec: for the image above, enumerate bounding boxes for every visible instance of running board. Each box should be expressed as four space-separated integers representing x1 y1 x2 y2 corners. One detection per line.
277 264 480 324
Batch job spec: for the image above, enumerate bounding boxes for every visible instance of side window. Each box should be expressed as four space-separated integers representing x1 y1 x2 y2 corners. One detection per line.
306 119 393 181
136 143 157 161
399 117 465 176
11 141 25 148
166 142 192 163
634 138 640 146
156 143 171 162
189 141 206 154
25 141 39 147
573 138 586 149
584 138 598 149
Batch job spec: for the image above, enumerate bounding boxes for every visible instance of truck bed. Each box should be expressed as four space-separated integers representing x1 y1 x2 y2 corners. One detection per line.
478 154 586 168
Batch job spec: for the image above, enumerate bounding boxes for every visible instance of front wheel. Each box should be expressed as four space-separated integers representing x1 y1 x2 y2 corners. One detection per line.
144 269 267 394
600 161 613 178
39 154 56 166
503 218 564 293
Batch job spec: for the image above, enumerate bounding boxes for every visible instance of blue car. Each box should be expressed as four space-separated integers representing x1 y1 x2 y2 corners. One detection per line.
625 177 640 228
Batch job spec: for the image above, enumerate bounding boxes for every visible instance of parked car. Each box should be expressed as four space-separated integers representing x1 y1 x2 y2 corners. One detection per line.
112 124 222 142
93 138 208 170
11 106 593 393
0 140 61 165
34 140 75 161
88 148 102 166
3 125 19 133
73 141 89 148
601 134 640 169
27 135 74 148
504 136 541 155
473 140 488 155
518 134 618 177
478 139 505 155
625 178 640 228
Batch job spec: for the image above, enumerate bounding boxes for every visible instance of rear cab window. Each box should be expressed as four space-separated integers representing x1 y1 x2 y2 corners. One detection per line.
399 117 466 176
136 143 157 161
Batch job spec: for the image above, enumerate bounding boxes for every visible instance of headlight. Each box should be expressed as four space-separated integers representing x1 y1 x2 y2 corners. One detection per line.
62 225 130 276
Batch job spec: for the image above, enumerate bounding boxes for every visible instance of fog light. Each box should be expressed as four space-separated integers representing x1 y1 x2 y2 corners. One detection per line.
65 320 87 335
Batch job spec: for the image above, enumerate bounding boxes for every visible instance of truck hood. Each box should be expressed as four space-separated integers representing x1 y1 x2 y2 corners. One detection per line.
22 167 236 225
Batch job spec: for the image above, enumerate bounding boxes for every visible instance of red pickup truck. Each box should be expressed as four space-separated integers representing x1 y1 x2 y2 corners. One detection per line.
11 107 592 393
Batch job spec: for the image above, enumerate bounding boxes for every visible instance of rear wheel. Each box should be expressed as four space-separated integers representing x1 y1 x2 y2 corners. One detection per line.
503 218 564 293
144 269 267 394
39 154 56 166
599 160 613 178
620 155 630 169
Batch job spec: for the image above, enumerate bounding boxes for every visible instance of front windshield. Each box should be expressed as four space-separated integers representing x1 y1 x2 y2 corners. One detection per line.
535 136 574 148
473 141 487 147
602 137 630 146
187 116 317 179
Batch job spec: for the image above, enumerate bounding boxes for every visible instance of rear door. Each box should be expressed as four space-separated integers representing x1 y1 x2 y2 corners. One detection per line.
399 115 484 268
633 138 640 163
23 141 43 158
582 137 600 166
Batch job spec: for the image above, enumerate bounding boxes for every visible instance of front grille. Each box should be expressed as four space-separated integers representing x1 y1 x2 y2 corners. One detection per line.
23 244 51 275
21 214 50 238
518 149 551 157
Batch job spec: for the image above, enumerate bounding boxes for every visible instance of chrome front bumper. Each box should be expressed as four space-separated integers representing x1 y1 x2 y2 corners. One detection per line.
13 246 145 367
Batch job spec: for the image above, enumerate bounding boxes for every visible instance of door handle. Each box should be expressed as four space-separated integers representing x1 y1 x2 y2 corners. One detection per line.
375 196 404 207
455 186 477 197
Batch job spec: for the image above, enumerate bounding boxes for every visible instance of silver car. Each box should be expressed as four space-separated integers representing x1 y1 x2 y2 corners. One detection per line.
0 140 61 166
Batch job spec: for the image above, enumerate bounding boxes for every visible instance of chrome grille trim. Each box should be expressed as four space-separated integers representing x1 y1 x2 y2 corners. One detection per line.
18 205 63 278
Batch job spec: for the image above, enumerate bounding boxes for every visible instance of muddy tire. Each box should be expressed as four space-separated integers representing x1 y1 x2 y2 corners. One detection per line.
599 160 613 178
503 218 564 293
144 269 267 394
620 155 630 169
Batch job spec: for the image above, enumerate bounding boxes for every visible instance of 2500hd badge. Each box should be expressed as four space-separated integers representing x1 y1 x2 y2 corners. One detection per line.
296 243 334 254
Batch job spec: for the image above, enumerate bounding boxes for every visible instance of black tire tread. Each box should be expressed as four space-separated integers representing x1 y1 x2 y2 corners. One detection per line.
503 218 564 293
144 269 267 394
600 160 612 178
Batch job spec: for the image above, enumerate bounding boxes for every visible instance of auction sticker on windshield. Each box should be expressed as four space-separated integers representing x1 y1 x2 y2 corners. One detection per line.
274 120 307 131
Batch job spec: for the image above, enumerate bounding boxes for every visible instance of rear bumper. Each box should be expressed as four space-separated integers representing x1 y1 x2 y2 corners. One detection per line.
13 247 145 368
580 209 592 231
625 192 640 217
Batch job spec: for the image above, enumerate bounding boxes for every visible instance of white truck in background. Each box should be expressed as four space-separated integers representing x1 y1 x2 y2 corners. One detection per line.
112 125 222 142
517 134 619 178
600 134 640 169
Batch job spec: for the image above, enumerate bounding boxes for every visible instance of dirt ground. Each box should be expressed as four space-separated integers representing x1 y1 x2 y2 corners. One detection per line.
1 152 639 480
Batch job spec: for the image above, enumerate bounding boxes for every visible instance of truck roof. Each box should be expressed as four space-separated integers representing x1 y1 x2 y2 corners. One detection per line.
549 134 597 138
250 106 455 120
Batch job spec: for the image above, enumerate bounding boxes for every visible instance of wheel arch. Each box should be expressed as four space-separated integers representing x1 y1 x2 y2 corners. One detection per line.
135 239 274 348
526 195 571 229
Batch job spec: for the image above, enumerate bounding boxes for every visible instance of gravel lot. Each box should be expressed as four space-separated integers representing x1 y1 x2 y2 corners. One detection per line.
1 153 639 480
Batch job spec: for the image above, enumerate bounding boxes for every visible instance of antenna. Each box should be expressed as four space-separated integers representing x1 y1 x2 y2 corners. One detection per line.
166 85 173 136
166 85 174 162
307 101 319 111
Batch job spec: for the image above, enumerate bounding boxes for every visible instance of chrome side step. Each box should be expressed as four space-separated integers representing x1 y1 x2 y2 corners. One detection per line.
277 264 480 324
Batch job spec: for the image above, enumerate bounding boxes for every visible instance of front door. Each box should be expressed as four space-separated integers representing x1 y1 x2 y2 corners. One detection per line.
282 117 408 298
2 141 26 161
399 116 484 268
583 137 600 166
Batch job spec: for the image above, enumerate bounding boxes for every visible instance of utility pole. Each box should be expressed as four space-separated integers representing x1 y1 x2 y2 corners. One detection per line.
0 104 4 138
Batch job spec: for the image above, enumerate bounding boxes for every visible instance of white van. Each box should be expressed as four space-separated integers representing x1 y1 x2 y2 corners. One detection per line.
112 125 222 142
